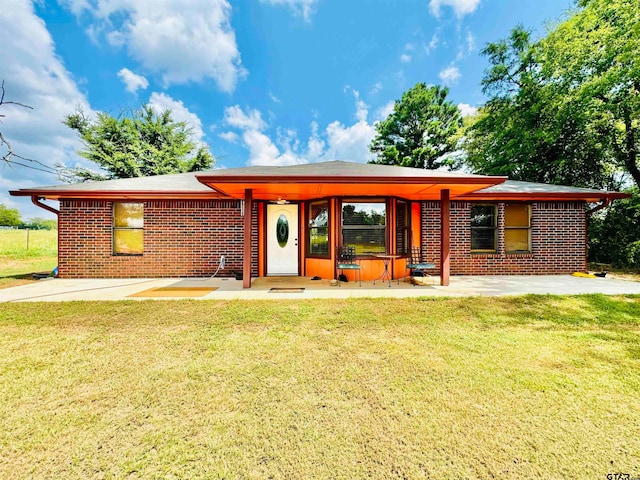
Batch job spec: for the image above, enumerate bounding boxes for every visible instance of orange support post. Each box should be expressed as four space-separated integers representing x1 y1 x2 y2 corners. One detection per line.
243 189 253 288
440 189 450 286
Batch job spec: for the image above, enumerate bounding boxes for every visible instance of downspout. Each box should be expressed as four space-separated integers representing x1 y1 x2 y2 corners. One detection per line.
585 198 610 217
31 195 60 216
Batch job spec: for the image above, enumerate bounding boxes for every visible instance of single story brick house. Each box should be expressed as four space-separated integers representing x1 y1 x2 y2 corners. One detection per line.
10 161 628 287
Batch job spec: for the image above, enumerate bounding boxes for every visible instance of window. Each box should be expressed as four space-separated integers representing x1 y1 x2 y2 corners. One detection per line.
308 200 329 257
396 200 409 255
471 204 496 252
342 201 386 255
113 202 144 255
505 204 531 252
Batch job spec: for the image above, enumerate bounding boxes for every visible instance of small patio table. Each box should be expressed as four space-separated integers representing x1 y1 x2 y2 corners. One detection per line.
372 254 403 287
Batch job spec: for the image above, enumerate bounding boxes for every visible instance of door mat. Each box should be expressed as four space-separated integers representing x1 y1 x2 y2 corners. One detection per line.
129 286 219 297
269 287 305 293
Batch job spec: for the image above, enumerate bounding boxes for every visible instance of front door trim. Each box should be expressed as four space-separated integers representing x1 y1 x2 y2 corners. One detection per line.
266 203 299 276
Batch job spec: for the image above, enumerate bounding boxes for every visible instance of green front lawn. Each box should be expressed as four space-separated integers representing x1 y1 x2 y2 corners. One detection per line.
0 229 57 289
1 296 639 479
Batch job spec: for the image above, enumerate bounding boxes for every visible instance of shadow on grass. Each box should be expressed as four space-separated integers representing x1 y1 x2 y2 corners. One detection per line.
468 294 640 327
0 272 51 280
0 272 52 290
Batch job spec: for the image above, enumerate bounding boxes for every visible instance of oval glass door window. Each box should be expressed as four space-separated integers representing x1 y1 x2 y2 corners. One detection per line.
276 214 289 248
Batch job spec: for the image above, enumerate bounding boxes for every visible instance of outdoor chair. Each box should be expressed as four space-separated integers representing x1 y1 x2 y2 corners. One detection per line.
336 245 361 287
406 246 435 286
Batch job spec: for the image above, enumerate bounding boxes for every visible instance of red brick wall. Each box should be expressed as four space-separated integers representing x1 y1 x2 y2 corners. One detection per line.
421 201 587 275
58 200 258 278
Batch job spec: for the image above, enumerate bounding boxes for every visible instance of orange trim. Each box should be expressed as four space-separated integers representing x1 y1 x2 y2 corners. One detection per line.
196 174 507 185
440 189 450 286
298 202 305 277
243 189 253 288
258 202 265 277
411 202 421 248
196 180 505 201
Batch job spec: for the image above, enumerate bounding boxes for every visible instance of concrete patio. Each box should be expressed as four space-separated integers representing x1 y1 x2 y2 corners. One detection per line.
1 274 640 302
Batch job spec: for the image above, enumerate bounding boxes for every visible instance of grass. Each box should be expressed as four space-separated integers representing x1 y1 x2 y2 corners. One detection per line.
0 296 639 479
0 229 57 289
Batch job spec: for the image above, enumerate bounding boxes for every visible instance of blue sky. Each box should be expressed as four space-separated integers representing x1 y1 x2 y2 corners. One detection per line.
1 0 573 218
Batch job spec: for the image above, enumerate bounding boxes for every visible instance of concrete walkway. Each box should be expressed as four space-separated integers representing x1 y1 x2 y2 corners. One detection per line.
1 275 640 302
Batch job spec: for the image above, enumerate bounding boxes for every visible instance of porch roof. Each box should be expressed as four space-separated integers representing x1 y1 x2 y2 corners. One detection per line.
196 161 507 201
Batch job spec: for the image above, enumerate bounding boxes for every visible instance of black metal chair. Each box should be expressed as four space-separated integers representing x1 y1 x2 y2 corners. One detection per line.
406 246 435 286
336 245 361 287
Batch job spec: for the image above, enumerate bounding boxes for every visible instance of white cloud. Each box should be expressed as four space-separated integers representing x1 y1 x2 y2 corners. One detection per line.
324 119 375 163
439 64 461 85
117 68 148 93
269 92 281 104
457 103 478 117
219 131 240 143
424 31 440 54
306 121 325 159
370 82 383 95
400 53 412 63
456 30 476 60
224 105 267 131
148 92 205 142
260 0 318 21
353 90 368 123
466 30 476 52
375 100 395 121
65 0 245 91
0 0 94 219
223 105 305 166
429 0 481 18
221 90 377 167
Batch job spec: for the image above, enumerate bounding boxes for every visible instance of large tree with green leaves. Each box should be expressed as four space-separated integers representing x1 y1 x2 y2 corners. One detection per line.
541 0 640 189
463 25 618 189
464 0 640 191
60 105 214 182
369 83 462 169
0 204 22 226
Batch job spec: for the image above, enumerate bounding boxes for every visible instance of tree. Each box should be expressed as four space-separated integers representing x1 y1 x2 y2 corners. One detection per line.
27 218 58 230
0 204 22 226
60 105 214 182
541 0 640 190
463 26 618 189
588 190 640 268
369 83 462 169
464 0 640 191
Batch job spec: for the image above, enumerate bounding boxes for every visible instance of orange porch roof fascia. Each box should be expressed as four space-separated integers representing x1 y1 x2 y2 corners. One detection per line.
195 174 508 201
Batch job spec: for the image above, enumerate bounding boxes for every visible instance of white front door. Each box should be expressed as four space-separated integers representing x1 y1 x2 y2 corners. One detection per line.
267 204 299 276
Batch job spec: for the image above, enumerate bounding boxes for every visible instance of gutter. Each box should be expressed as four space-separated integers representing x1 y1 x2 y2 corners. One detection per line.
31 196 60 216
585 198 610 216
